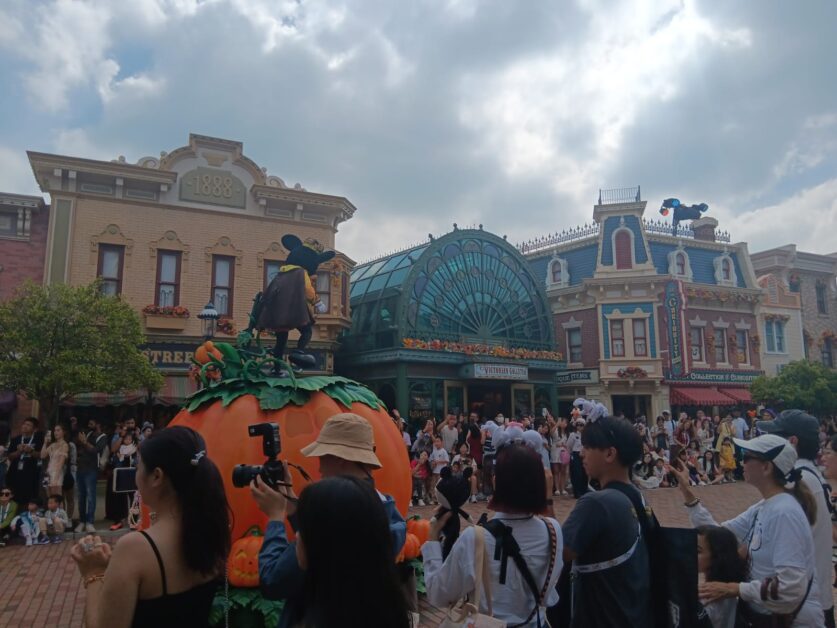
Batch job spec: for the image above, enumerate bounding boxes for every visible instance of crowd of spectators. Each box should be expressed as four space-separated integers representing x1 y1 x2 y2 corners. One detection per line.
0 415 157 546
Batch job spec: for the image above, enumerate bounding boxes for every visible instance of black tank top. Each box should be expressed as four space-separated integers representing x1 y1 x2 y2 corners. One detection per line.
132 531 219 628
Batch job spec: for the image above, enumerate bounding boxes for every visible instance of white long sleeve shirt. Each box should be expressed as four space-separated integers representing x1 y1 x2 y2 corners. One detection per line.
422 514 563 627
687 493 823 626
795 459 833 613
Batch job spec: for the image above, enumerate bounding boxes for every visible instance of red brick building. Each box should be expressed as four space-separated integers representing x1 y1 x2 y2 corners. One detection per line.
0 193 49 301
0 193 50 421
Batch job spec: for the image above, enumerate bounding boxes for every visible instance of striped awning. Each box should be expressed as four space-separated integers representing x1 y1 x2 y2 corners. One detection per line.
720 388 752 403
64 390 150 407
154 375 198 406
669 386 737 406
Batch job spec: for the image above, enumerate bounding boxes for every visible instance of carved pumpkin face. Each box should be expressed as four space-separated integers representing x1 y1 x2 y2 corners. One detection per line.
155 392 410 541
227 526 264 587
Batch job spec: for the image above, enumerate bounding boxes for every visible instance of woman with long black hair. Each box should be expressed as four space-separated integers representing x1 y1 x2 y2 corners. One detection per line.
70 426 231 628
293 475 411 628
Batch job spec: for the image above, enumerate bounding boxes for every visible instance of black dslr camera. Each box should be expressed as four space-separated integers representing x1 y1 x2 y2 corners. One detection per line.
231 422 285 489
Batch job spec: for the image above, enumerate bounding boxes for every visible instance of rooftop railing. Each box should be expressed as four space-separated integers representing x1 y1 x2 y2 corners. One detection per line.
517 223 600 254
598 186 641 205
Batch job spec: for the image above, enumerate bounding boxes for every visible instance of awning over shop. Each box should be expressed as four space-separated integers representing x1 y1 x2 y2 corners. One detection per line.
669 386 736 406
64 390 150 407
720 388 752 403
154 375 198 406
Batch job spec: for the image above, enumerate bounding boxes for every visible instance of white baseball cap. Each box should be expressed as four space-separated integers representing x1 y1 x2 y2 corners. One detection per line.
733 434 797 475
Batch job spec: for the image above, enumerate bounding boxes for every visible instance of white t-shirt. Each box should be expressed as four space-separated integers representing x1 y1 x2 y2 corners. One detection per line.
796 459 833 612
567 432 583 453
429 446 450 475
688 493 822 624
439 424 459 453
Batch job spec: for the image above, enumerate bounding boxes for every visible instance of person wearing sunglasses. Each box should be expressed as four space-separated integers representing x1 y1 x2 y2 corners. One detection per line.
0 487 18 546
671 434 823 627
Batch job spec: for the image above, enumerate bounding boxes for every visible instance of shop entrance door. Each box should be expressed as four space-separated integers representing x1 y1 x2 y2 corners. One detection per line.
611 395 651 420
466 383 510 419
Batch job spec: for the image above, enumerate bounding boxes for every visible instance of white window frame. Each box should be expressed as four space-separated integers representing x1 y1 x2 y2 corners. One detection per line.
713 252 738 287
667 247 693 281
612 227 635 270
546 255 569 288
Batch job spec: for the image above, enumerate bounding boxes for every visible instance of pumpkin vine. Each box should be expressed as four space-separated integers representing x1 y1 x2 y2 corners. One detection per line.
187 338 382 413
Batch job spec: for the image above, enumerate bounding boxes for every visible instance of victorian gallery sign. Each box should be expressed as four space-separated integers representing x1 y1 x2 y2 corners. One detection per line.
461 363 529 381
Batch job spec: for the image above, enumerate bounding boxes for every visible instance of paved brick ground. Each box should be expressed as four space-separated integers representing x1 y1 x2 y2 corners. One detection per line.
0 483 763 627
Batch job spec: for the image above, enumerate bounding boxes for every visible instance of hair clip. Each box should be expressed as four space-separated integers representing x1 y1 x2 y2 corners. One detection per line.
191 450 206 466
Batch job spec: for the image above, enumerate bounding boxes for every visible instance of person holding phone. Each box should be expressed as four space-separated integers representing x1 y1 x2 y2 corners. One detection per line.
6 417 44 506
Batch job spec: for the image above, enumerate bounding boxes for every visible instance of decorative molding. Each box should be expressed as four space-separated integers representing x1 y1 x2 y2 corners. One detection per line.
712 318 730 329
204 236 243 266
90 224 133 266
733 318 751 330
561 316 583 329
257 241 287 270
149 230 190 272
688 315 707 328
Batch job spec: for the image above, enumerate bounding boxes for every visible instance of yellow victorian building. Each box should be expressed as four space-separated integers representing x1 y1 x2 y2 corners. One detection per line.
27 133 355 420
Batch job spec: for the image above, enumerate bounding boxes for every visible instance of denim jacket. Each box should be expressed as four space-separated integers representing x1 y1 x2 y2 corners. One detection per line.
259 492 406 628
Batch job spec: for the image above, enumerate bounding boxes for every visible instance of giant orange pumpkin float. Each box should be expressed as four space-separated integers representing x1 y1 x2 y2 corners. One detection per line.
144 341 411 544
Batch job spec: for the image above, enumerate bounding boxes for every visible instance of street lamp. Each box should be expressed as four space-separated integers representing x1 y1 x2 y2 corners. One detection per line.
198 302 219 340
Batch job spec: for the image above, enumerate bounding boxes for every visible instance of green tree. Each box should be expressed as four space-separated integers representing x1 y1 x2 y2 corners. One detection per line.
750 360 837 417
0 280 163 423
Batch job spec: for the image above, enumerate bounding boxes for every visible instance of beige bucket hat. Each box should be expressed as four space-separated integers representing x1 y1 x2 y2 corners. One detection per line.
300 413 382 468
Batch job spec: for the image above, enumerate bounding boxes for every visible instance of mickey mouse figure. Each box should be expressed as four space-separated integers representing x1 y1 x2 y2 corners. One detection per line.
254 234 335 374
434 465 474 559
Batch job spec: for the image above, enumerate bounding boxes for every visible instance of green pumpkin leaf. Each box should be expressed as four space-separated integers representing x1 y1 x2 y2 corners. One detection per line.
259 386 310 410
321 383 355 408
220 387 247 407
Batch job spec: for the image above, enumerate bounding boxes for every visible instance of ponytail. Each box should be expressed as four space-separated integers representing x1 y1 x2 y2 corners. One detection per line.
775 467 817 525
139 426 232 575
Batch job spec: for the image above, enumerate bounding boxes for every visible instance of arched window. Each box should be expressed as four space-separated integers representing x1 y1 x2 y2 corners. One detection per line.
551 261 562 283
714 252 737 287
546 255 569 288
614 230 632 270
676 253 686 276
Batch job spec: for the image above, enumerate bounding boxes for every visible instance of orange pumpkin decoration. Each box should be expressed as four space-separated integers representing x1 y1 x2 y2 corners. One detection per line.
142 342 412 543
227 525 264 587
194 341 223 365
396 532 421 562
406 517 431 546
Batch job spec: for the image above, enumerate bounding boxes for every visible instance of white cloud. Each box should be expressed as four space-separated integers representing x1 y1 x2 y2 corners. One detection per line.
0 146 41 196
722 178 837 255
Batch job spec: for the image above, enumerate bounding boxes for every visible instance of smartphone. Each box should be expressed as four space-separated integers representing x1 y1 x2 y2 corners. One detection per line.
112 467 137 493
541 407 548 417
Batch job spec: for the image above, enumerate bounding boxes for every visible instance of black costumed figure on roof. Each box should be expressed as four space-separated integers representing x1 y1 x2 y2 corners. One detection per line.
242 234 334 375
659 198 709 234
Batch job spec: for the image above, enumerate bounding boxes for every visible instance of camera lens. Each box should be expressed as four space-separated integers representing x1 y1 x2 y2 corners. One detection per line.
232 464 263 488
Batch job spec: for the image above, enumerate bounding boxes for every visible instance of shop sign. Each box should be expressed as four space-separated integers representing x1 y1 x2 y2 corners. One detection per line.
141 343 196 370
462 363 529 380
555 369 599 386
664 280 686 378
141 342 328 372
664 369 763 384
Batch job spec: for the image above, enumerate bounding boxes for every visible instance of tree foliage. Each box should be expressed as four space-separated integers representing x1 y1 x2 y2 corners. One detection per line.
0 281 163 421
750 360 837 417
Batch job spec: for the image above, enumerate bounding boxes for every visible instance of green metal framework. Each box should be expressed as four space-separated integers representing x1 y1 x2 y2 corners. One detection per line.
344 229 554 352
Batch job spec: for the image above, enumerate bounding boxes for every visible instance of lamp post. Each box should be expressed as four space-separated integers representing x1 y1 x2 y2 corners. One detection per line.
198 302 219 340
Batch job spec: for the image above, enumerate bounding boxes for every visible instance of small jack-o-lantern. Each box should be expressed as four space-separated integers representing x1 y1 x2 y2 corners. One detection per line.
406 517 430 546
396 532 422 563
227 525 264 587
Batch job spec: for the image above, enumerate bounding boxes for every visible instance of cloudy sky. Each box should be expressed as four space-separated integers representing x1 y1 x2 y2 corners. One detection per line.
1 0 836 262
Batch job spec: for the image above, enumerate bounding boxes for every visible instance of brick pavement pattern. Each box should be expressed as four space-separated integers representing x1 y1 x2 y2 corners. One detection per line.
0 483 764 627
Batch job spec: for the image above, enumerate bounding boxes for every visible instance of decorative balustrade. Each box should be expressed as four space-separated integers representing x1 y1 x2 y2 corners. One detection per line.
642 218 731 243
517 223 600 254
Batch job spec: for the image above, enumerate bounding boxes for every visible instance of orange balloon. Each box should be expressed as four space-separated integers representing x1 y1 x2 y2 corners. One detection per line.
142 392 411 541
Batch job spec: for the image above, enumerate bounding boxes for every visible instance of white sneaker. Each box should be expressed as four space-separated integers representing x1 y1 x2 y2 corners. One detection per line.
417 499 426 506
553 490 560 496
25 538 33 546
85 523 96 533
74 523 85 533
470 495 477 503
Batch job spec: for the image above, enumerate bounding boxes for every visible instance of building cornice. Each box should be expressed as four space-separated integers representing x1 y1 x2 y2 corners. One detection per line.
28 151 179 191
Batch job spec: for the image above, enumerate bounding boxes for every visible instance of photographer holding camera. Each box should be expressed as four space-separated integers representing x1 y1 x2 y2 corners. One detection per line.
250 412 407 628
